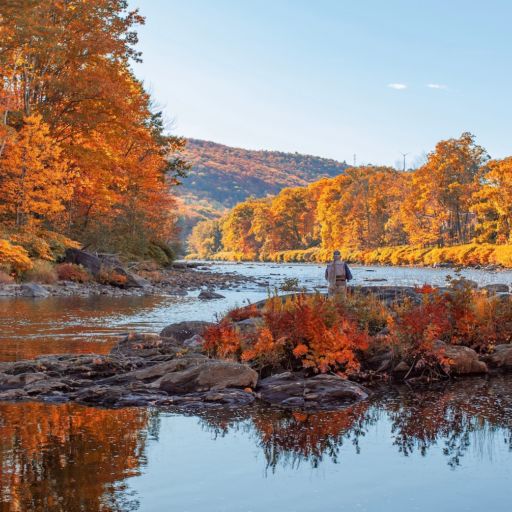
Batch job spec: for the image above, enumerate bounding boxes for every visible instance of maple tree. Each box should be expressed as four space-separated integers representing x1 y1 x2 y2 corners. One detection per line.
0 0 186 264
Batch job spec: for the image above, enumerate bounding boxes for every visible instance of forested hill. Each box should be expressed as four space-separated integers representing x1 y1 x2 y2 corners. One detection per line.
179 139 348 212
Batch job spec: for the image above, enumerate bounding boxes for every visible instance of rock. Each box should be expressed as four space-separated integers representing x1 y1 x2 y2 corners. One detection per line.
434 341 488 375
112 267 150 288
481 344 512 371
160 321 214 343
65 248 102 276
163 389 255 408
20 283 50 298
0 372 47 388
155 359 258 395
183 334 205 350
451 279 478 290
198 289 225 300
364 347 393 372
392 361 410 375
258 372 368 410
482 283 510 293
0 284 17 296
234 317 264 334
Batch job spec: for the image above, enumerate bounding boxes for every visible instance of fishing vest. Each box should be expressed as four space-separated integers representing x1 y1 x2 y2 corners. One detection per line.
327 261 346 286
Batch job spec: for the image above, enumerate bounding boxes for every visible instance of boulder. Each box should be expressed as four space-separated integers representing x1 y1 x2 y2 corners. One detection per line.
154 359 258 395
160 321 213 343
258 372 368 410
481 344 512 371
0 372 47 388
482 283 510 293
65 248 102 276
183 334 205 350
112 267 150 288
434 341 488 375
234 317 264 334
198 289 225 300
20 283 50 298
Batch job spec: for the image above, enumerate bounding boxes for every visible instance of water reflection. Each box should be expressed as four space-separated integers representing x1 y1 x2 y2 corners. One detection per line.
0 403 156 511
1 377 511 510
196 377 512 471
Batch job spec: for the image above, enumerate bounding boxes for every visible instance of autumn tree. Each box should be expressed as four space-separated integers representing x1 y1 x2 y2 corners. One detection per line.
189 219 223 257
0 0 187 260
401 133 488 246
473 157 512 243
0 114 72 229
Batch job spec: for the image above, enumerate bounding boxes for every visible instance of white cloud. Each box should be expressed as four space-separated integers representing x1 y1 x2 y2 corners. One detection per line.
427 83 448 90
388 83 407 90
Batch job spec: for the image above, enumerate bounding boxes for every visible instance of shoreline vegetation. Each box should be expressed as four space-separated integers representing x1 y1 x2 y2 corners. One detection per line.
189 134 512 269
189 243 512 268
0 3 188 281
1 279 511 410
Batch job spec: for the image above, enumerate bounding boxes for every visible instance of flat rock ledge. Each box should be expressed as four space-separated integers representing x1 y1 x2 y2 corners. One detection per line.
0 329 368 411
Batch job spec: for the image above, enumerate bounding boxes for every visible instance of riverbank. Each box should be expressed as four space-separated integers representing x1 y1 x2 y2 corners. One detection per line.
1 285 511 411
0 262 256 298
196 242 512 269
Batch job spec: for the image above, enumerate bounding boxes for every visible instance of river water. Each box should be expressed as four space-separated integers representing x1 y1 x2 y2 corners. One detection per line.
1 262 512 511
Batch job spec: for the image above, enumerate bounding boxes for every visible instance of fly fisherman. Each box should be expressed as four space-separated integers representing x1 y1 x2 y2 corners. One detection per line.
325 250 353 296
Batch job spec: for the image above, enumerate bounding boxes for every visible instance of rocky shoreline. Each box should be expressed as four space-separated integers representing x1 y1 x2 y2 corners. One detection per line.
0 325 369 411
1 308 511 412
0 262 256 298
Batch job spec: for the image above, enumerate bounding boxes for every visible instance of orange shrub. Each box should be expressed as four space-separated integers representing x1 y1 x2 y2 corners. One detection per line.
23 260 57 284
0 270 14 284
205 294 372 375
55 263 90 283
97 268 127 287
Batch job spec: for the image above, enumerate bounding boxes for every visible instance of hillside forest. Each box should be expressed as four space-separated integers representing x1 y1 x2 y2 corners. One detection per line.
0 0 188 274
189 133 512 267
177 138 348 237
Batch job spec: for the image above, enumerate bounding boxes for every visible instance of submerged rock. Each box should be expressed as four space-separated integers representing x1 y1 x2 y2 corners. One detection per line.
198 289 226 300
482 283 510 293
258 372 368 410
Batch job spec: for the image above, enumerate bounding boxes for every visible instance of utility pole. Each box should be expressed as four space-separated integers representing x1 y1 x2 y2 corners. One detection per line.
353 154 357 167
400 152 409 172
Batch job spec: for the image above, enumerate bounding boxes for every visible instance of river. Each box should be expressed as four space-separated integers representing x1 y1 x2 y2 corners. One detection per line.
1 262 511 511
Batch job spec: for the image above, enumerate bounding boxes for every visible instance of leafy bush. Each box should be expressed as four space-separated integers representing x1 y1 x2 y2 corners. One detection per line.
0 271 14 284
55 263 90 283
280 277 300 292
23 260 57 284
205 287 512 381
204 293 372 375
0 239 33 275
97 268 127 287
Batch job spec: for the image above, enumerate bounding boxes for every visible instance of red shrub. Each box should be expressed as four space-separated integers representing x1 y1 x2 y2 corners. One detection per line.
55 263 90 283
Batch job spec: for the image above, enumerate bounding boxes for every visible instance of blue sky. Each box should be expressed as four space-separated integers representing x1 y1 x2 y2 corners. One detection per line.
129 0 511 167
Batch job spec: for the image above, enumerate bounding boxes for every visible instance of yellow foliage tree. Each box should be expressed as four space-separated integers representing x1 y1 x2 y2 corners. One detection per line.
0 114 72 229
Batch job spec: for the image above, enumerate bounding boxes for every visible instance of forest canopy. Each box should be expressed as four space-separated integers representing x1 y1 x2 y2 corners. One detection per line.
189 133 512 267
0 0 187 267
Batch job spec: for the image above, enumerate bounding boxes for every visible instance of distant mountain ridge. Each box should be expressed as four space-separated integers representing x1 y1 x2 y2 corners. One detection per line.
178 139 348 219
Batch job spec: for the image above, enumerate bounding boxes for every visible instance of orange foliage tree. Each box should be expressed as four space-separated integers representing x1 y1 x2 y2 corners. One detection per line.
0 0 187 259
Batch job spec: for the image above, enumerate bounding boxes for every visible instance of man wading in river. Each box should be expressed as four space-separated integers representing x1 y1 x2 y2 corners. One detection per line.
325 250 353 296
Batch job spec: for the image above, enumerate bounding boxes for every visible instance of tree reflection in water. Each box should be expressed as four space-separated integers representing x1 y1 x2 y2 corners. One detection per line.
197 376 512 471
1 377 511 510
0 402 156 512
